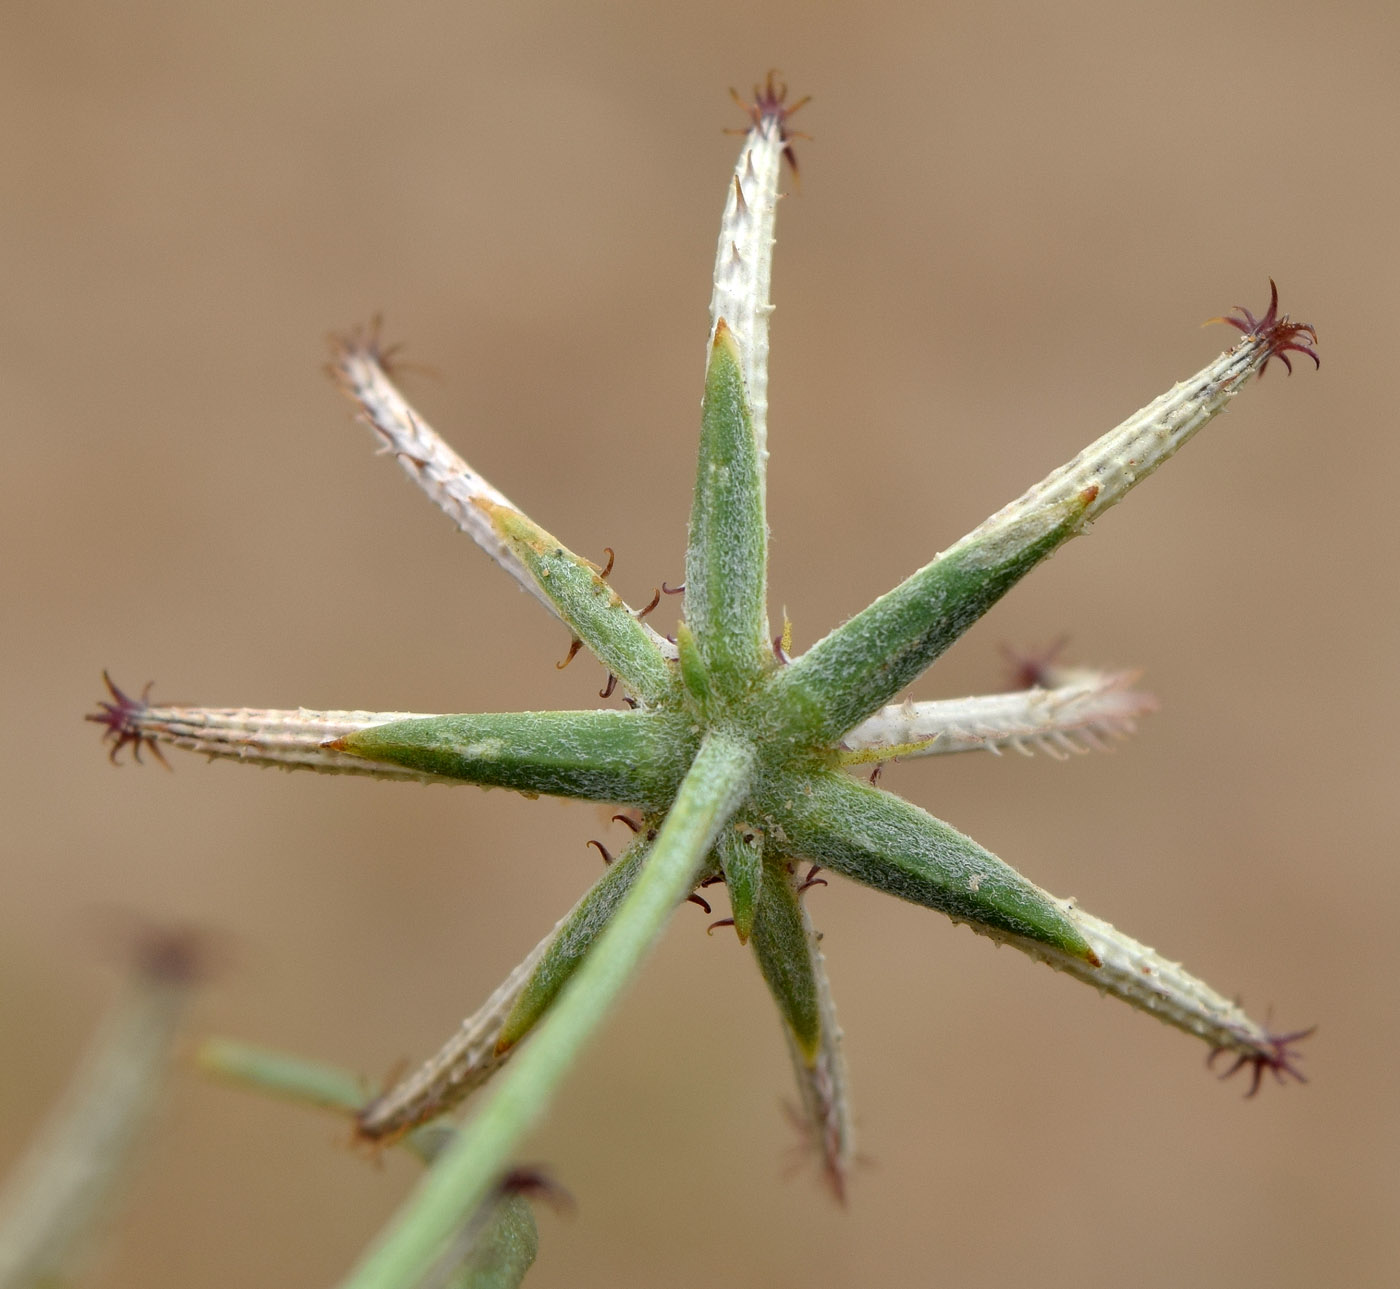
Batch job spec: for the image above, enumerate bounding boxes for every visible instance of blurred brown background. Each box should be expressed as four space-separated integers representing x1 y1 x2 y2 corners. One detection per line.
2 1 1394 1285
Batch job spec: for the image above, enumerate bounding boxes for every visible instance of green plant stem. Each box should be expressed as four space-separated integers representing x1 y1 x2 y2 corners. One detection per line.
0 954 196 1289
336 729 755 1289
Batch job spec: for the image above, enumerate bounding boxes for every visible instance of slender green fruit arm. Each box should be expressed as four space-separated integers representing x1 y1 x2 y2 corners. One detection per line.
687 73 805 674
766 772 1305 1086
336 731 755 1289
766 317 1309 749
329 326 676 660
483 504 674 706
760 767 1099 964
90 678 700 807
90 678 698 805
357 833 704 1157
0 932 203 1289
743 849 854 1202
685 323 769 694
764 490 1098 748
840 668 1155 763
330 709 697 807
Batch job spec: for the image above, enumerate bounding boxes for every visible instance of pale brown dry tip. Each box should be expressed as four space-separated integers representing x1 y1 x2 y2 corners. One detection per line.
726 70 811 175
328 317 439 387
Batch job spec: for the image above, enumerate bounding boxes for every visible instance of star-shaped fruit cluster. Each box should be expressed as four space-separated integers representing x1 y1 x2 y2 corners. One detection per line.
92 74 1315 1286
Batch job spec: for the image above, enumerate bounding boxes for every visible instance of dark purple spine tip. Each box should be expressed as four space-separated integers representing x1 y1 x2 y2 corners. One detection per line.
1208 1024 1315 1097
1209 281 1318 378
87 672 168 767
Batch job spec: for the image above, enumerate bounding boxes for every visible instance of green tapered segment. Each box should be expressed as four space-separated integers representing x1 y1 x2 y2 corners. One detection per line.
765 491 1095 746
198 1039 367 1114
447 1193 538 1289
675 622 714 714
762 768 1097 964
334 709 695 808
496 839 649 1053
685 323 768 697
750 852 821 1063
487 504 674 705
716 825 762 943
